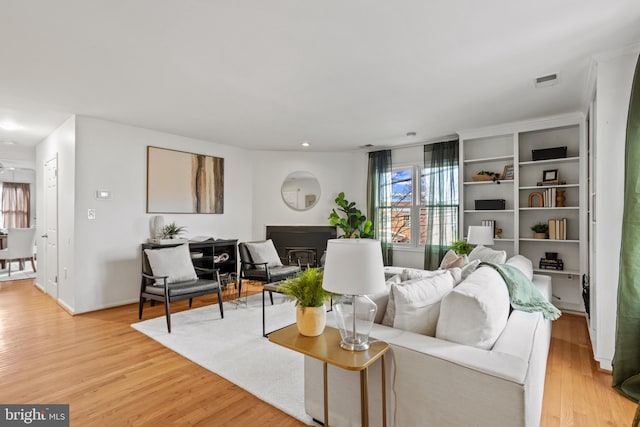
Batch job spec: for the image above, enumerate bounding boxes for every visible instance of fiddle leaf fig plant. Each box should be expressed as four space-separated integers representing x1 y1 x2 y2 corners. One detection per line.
328 192 374 238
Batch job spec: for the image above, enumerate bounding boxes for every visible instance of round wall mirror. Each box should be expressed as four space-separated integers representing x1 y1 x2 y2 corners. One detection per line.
281 171 321 211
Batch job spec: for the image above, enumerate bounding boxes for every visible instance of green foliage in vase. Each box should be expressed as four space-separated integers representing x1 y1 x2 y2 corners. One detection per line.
477 170 501 184
450 240 474 255
277 268 332 309
161 222 187 239
328 192 374 238
531 222 549 233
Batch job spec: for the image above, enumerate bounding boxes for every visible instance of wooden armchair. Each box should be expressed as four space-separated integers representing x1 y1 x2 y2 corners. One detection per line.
238 240 301 303
139 243 224 333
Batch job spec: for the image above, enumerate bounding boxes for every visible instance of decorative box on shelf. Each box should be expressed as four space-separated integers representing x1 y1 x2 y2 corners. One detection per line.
531 146 567 161
474 199 506 210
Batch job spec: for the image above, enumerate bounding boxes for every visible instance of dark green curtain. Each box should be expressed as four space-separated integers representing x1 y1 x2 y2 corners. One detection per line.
423 140 459 270
613 54 640 403
367 150 393 265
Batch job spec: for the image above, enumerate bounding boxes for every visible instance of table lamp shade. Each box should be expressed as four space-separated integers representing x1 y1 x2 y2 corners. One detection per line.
322 238 386 295
467 225 494 246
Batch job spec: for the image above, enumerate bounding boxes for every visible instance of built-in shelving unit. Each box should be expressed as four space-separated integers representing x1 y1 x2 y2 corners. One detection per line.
459 113 587 312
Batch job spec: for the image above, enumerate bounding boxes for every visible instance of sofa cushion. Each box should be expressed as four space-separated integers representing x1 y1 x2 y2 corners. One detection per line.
144 243 198 285
468 245 507 264
435 266 510 349
390 273 455 336
506 255 533 280
245 239 283 270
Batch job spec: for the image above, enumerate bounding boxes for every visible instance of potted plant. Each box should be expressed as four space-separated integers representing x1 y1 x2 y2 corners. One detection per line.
450 240 473 255
277 267 332 336
472 170 501 184
328 192 374 238
531 222 548 239
161 222 187 239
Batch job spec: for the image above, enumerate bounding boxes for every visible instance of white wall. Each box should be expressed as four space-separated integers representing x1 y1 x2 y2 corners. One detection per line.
593 47 639 370
71 116 255 313
34 115 76 310
250 151 367 240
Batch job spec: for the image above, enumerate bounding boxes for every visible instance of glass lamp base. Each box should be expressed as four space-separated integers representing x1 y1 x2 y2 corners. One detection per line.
333 294 377 352
339 338 371 351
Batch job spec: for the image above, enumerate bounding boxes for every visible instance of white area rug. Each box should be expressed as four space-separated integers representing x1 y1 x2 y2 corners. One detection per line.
0 261 36 282
131 293 314 424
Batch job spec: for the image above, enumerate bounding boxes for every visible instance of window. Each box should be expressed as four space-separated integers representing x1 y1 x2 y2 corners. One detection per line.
388 163 458 247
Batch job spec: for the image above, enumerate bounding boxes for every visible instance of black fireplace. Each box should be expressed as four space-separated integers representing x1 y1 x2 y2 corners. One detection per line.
265 226 337 267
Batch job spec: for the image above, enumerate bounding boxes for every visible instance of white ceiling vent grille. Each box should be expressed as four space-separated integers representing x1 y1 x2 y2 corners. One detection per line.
535 73 559 88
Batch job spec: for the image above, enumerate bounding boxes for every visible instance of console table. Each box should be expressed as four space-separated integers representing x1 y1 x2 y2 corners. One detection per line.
142 239 238 286
269 325 388 427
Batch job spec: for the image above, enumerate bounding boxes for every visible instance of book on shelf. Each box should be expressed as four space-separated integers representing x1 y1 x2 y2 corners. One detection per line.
547 218 567 240
481 219 496 238
539 258 564 270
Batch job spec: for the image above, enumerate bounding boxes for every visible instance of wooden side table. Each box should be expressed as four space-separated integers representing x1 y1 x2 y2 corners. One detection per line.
269 324 388 427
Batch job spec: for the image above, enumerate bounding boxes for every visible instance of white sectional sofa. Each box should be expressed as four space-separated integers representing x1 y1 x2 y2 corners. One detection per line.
304 256 553 427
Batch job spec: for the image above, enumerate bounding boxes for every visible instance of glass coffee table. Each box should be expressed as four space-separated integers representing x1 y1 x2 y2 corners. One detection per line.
262 282 286 337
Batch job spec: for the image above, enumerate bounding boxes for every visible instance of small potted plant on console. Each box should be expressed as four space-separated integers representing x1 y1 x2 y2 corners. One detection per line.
278 267 332 336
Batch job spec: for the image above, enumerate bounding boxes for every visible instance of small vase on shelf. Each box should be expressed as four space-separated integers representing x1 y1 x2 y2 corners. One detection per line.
556 190 566 207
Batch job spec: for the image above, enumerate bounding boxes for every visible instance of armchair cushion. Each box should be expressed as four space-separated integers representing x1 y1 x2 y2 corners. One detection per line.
245 239 283 270
144 279 220 296
242 265 300 281
143 243 197 285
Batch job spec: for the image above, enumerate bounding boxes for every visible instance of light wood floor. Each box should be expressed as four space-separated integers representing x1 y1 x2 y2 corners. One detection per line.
0 280 636 426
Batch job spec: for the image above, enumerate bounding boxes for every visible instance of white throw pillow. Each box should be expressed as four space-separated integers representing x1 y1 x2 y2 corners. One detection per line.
371 273 401 324
144 243 198 285
468 245 507 264
506 255 534 280
435 266 510 349
245 240 283 270
391 274 455 336
402 267 451 281
439 250 469 269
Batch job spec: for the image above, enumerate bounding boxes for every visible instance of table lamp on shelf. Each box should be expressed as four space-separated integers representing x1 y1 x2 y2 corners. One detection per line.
322 238 386 351
467 225 495 247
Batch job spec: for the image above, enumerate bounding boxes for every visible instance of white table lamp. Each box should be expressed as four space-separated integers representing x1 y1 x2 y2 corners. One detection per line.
322 238 386 351
467 225 495 246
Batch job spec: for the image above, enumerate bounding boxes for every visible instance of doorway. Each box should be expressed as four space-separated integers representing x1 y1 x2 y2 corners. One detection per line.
44 156 58 299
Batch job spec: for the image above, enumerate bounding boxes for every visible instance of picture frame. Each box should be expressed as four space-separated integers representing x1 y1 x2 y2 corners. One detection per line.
543 169 558 182
502 164 514 180
147 146 224 214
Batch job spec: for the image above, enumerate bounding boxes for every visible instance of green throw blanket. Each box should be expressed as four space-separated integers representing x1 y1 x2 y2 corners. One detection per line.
481 262 561 320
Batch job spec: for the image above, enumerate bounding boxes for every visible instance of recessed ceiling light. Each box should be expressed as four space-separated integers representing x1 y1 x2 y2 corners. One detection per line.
406 131 417 137
301 141 311 147
0 121 24 131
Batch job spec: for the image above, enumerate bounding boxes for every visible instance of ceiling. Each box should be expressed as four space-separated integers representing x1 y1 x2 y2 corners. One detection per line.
1 0 639 154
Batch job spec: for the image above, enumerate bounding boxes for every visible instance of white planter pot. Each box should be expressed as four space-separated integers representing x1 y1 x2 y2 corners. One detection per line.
296 305 326 337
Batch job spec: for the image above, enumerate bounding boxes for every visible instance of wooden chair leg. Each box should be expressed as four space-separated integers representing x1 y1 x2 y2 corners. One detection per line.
30 257 36 272
269 290 274 305
138 297 145 319
189 298 193 308
8 261 11 276
165 300 172 333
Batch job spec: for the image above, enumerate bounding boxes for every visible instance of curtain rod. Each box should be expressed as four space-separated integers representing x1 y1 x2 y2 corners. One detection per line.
364 133 459 153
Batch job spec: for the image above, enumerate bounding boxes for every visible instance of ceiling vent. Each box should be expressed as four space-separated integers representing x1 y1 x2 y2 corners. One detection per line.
535 73 559 88
359 144 375 148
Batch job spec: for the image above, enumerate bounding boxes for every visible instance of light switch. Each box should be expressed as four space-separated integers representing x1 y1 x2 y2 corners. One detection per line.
88 209 96 220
